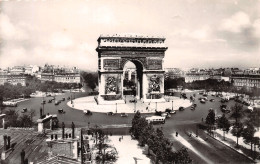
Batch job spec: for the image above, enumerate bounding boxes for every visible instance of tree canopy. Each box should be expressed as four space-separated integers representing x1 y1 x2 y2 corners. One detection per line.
129 111 192 163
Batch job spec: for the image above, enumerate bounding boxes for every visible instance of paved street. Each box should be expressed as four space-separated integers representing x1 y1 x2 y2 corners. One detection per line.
1 91 254 163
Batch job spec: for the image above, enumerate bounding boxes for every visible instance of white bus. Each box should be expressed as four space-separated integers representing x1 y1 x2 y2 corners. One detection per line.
146 116 165 124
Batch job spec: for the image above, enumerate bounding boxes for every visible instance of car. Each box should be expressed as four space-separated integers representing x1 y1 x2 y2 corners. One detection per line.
179 107 184 111
58 109 65 114
209 99 215 102
48 99 52 103
200 99 206 103
21 108 27 113
54 101 59 105
191 106 195 110
221 99 228 103
62 98 65 101
155 111 163 116
67 97 70 100
193 103 197 107
220 104 227 109
243 101 250 106
121 113 128 117
165 108 176 114
84 110 92 115
129 99 137 103
107 112 114 115
161 112 171 118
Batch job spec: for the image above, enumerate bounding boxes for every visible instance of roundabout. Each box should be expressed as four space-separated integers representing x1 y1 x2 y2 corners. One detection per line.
67 95 193 114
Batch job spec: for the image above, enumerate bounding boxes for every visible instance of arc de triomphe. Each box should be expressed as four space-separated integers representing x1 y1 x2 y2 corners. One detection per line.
96 34 168 104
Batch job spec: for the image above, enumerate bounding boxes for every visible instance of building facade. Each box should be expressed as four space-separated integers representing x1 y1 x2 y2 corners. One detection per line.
231 73 260 90
54 73 81 83
40 73 81 83
0 74 26 86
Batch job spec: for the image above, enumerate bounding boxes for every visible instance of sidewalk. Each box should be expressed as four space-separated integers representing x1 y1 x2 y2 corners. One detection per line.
208 129 259 163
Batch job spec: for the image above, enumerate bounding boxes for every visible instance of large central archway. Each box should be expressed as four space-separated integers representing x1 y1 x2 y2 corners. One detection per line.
96 34 168 104
122 59 143 99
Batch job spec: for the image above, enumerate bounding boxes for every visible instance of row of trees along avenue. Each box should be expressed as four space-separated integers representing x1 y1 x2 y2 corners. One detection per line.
165 78 260 98
130 111 192 163
205 103 260 159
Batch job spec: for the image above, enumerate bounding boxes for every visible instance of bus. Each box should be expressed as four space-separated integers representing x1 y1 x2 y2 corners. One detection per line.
146 116 165 124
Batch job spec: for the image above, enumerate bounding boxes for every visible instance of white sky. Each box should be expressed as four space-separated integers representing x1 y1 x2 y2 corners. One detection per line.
0 0 259 70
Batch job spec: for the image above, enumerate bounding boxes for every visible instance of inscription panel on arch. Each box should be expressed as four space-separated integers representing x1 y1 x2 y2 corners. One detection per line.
103 59 120 70
147 59 162 70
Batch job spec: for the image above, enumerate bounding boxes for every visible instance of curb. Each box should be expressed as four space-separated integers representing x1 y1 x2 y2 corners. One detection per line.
206 132 256 163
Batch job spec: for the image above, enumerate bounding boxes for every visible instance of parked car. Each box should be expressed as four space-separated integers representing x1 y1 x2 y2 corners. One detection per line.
121 113 128 117
193 103 197 107
129 99 137 103
107 112 114 115
155 111 163 116
48 99 52 103
165 108 176 114
179 107 184 111
161 112 171 118
209 99 215 102
84 110 92 115
181 93 187 99
62 97 65 101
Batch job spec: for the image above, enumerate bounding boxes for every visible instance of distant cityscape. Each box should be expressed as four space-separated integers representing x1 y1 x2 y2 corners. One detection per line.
1 64 260 93
0 64 81 86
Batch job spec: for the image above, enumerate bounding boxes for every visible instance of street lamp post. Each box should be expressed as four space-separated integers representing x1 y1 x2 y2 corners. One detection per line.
42 97 45 116
134 98 136 112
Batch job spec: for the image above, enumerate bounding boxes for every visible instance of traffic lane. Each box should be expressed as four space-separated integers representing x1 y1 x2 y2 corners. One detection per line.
162 123 253 164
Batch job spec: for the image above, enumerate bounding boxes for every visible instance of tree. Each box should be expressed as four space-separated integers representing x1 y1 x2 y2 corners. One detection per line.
206 109 215 134
242 123 256 153
230 103 245 146
174 147 192 164
231 122 244 147
230 103 244 125
80 72 98 91
19 114 34 127
4 109 19 127
217 114 230 140
92 128 117 163
129 111 143 139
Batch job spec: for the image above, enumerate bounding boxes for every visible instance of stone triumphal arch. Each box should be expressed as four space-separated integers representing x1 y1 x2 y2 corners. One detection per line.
96 34 168 104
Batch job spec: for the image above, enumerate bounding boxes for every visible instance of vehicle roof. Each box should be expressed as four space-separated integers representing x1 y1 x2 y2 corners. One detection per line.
146 116 165 119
